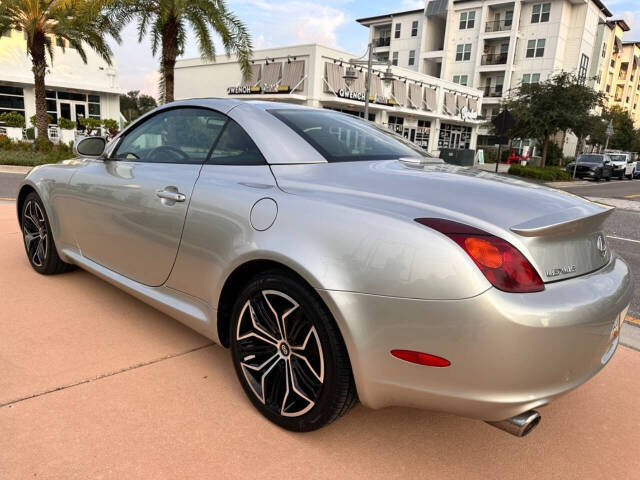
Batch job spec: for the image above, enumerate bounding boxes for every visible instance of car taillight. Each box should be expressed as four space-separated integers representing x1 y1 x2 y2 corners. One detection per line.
415 218 544 293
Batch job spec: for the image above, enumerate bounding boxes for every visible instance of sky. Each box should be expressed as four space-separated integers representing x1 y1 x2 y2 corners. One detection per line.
109 0 640 98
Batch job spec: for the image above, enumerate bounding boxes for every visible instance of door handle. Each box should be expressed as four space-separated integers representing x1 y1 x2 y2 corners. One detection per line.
156 189 186 202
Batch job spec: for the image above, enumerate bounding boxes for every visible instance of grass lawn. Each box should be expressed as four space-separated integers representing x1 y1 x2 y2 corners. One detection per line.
0 148 74 167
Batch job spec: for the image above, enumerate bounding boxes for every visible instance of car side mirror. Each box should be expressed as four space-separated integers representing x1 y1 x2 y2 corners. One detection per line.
75 136 106 157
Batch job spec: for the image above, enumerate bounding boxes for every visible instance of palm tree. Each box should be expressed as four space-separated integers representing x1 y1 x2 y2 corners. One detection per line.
0 1 122 140
118 0 252 103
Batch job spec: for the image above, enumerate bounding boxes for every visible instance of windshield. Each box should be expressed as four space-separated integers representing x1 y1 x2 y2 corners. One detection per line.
577 154 604 164
608 154 626 162
269 109 438 162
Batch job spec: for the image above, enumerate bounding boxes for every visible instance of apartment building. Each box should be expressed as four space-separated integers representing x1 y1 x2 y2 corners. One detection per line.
0 28 121 136
358 0 615 148
175 44 484 154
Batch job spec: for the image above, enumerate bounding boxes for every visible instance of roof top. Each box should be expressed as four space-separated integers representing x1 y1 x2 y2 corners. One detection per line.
608 19 631 31
453 0 611 17
356 9 423 24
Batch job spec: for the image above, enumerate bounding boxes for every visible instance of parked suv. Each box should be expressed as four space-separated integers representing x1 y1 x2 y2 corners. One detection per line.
566 154 614 181
607 152 636 179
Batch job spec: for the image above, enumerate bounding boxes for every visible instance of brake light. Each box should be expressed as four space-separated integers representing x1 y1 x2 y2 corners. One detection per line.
391 350 451 367
415 218 544 293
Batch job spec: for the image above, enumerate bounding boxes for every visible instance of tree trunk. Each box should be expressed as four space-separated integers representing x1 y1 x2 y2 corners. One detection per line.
161 20 179 104
30 32 49 141
541 136 549 168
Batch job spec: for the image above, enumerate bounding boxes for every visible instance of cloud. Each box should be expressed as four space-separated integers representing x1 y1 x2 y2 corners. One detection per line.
228 0 349 48
620 10 640 40
401 0 425 9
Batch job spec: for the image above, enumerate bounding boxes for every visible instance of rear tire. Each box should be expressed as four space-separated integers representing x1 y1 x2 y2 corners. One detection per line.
230 270 357 431
21 192 75 275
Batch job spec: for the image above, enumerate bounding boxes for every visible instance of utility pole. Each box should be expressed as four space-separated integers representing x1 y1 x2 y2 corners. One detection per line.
604 120 614 151
343 43 395 121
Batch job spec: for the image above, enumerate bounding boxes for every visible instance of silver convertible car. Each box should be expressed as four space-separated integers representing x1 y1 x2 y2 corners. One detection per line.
17 100 632 436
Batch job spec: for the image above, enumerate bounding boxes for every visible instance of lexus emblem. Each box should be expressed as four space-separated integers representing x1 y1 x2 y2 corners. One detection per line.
596 234 607 258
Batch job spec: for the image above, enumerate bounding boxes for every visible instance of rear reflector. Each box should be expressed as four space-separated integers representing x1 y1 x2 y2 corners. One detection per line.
391 350 451 367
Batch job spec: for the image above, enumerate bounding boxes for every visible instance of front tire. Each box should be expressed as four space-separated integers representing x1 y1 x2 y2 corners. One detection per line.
21 192 75 275
230 270 357 431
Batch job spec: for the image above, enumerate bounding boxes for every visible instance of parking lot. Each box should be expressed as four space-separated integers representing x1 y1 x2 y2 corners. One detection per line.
1 171 640 479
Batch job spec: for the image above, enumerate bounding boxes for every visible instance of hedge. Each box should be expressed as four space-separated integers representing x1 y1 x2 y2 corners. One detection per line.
508 164 571 182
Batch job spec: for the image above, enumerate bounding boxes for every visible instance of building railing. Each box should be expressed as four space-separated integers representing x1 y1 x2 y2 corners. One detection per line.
481 53 508 65
483 86 504 97
374 37 391 47
485 20 512 33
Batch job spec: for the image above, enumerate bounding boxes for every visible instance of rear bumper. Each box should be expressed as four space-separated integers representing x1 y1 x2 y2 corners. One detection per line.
318 255 632 421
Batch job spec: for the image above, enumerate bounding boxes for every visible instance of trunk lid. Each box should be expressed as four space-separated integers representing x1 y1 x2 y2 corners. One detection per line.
271 160 613 282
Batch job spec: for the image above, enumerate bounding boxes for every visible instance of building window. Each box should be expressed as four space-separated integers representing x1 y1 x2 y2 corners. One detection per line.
459 11 475 30
578 54 589 84
411 21 418 37
453 75 468 86
456 43 472 61
522 73 541 84
526 39 545 58
392 51 398 66
0 84 25 118
394 23 401 39
531 3 550 23
88 95 101 119
601 42 607 58
505 11 514 27
415 120 431 149
387 115 404 134
408 50 415 66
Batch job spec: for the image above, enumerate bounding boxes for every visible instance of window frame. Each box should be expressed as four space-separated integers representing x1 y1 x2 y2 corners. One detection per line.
578 54 589 84
526 39 545 58
411 20 418 37
394 23 401 39
392 51 399 66
110 106 233 165
459 11 475 29
455 43 472 62
408 50 416 66
531 3 550 23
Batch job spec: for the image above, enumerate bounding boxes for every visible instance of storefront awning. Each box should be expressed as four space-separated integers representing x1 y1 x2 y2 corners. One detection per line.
468 97 478 113
324 62 345 92
423 87 437 111
281 60 305 92
242 64 262 87
444 92 457 115
393 80 407 107
408 83 422 109
261 62 282 88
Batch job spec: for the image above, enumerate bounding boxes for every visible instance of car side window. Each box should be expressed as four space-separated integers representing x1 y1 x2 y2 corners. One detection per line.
208 119 266 165
113 107 227 164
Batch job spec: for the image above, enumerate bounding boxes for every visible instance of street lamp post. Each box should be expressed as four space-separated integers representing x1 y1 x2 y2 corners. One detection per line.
343 43 395 120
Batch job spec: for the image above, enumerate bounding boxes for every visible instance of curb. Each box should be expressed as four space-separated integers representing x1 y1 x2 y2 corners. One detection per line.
0 165 32 175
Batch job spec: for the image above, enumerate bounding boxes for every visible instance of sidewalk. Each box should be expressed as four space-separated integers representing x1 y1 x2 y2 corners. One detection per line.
0 165 32 175
1 203 640 479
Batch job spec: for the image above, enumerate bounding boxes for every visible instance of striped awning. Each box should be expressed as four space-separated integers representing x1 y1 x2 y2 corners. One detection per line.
423 87 437 111
468 97 478 113
241 64 262 87
457 95 468 111
261 62 282 87
393 80 407 106
368 73 382 99
408 83 423 108
325 62 345 92
281 60 305 92
444 92 457 115
351 69 366 93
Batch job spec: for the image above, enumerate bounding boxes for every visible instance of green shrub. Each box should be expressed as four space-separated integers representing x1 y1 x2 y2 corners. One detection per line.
508 164 571 182
0 144 74 166
101 118 119 137
0 135 13 150
25 127 35 140
57 117 76 130
79 117 102 135
34 137 52 152
0 111 26 128
30 114 53 128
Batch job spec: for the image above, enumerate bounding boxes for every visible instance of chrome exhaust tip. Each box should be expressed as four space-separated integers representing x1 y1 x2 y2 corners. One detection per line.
486 410 541 437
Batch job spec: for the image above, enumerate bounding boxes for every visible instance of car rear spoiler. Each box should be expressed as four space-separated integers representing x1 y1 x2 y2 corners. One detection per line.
510 204 614 237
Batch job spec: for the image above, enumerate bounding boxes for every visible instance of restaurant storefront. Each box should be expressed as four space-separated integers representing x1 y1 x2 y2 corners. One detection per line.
175 44 484 155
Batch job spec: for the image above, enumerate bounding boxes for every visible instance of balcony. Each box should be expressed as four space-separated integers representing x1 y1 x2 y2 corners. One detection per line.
485 20 512 33
483 86 504 97
374 37 390 48
481 53 508 66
